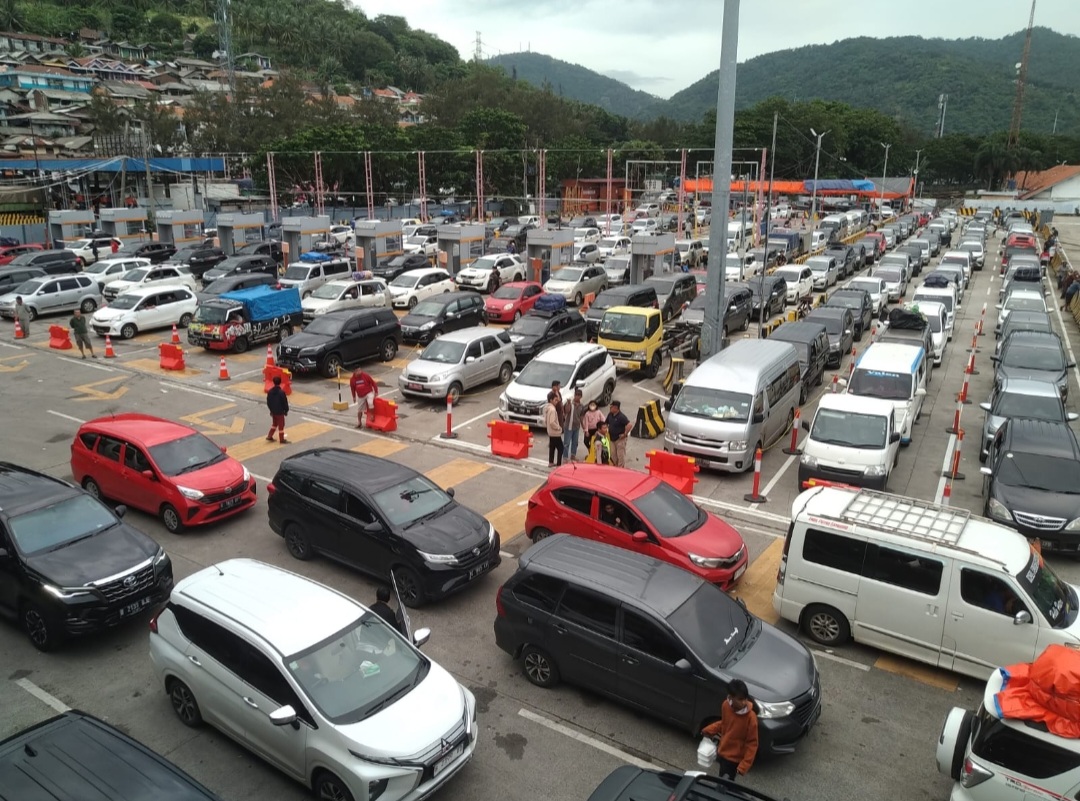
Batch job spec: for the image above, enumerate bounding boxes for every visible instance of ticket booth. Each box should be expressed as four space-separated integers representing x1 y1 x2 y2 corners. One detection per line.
354 220 403 273
48 210 95 247
436 224 485 277
630 233 676 284
99 207 149 245
216 212 266 255
155 210 204 247
526 229 574 285
281 216 330 266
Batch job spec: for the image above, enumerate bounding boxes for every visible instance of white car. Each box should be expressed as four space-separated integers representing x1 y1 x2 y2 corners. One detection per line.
634 203 660 218
499 342 616 427
573 227 601 244
301 278 388 321
996 288 1047 333
543 264 607 305
454 254 526 292
724 253 755 282
66 236 123 265
90 284 197 339
573 242 602 264
517 215 541 227
596 236 631 261
389 267 455 309
83 257 150 291
774 265 814 304
631 218 658 234
329 224 355 245
806 256 838 290
403 234 438 257
595 214 627 235
847 276 887 317
906 300 947 365
149 559 475 801
102 263 198 301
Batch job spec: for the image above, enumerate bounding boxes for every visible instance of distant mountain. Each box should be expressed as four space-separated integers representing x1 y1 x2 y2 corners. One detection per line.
486 52 661 119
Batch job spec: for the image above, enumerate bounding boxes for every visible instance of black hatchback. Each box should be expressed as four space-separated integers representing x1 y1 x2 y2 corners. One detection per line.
747 274 787 319
825 288 874 340
399 290 486 344
267 448 500 606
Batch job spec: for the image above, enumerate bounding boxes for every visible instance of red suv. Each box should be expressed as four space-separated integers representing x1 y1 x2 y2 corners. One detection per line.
524 465 748 589
70 414 256 533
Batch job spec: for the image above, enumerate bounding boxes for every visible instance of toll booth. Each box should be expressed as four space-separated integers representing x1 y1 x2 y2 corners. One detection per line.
99 207 149 244
47 210 95 247
215 212 265 254
281 216 331 266
354 220 403 272
436 224 485 277
155 210 204 247
525 228 574 285
630 233 676 284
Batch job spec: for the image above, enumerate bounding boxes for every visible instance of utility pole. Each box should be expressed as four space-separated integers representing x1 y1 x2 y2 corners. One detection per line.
913 148 924 203
879 142 892 210
809 128 829 226
701 0 741 361
761 113 778 340
937 94 948 138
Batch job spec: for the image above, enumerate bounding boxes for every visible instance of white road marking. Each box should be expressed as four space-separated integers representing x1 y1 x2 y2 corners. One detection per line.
740 525 785 540
429 437 552 477
447 406 500 433
753 452 797 507
636 385 669 400
812 650 872 672
160 382 236 402
58 356 114 372
250 472 274 484
0 340 22 349
48 410 86 424
499 550 514 559
517 708 668 772
16 678 71 713
693 494 792 527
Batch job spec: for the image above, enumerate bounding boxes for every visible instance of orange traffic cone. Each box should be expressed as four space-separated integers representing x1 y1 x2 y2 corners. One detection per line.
13 318 24 339
103 334 116 358
265 343 275 367
942 481 951 507
218 355 230 381
171 323 181 345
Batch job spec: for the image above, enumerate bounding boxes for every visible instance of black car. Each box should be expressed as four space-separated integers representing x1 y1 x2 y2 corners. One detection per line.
825 245 856 279
0 265 46 293
169 244 226 280
897 244 924 276
857 236 881 263
588 767 782 801
992 330 1072 402
0 462 173 650
769 321 829 402
748 274 787 320
6 249 80 275
680 286 752 338
197 272 277 304
585 284 659 339
235 239 284 267
132 242 177 264
507 307 587 363
372 253 430 283
994 310 1052 358
277 307 401 378
0 711 225 801
805 306 854 368
825 288 874 340
399 290 485 344
645 273 698 321
268 448 500 606
200 254 277 284
982 419 1080 552
494 535 820 751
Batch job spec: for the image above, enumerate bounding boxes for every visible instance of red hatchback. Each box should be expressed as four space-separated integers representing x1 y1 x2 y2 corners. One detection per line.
0 243 42 265
70 413 256 534
485 281 544 323
524 465 748 589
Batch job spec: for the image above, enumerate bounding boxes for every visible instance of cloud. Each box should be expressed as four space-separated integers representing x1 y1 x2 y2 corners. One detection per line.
601 69 669 90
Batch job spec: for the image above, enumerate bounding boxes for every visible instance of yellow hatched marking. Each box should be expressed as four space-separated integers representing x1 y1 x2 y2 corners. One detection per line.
485 488 541 544
423 458 489 490
351 438 409 458
226 421 333 462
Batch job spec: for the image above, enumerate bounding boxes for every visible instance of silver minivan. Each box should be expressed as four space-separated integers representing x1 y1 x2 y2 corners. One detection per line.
0 273 101 320
663 339 802 473
399 326 516 402
278 256 352 298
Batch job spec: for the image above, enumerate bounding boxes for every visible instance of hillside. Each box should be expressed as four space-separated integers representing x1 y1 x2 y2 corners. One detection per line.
657 27 1080 134
486 52 660 119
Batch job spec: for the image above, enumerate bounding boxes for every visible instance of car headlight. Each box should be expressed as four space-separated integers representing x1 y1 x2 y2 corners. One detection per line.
499 394 508 410
987 497 1013 522
429 371 449 382
1065 517 1080 532
177 485 204 500
689 553 733 569
800 453 818 468
418 550 459 565
728 440 747 451
631 350 646 360
502 303 514 310
420 321 435 330
864 464 887 477
153 547 169 565
242 466 250 483
314 307 327 315
756 700 796 720
43 583 94 599
487 522 497 545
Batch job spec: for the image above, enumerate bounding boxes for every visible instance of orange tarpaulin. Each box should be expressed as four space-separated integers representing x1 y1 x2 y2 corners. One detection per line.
996 644 1080 739
682 179 805 195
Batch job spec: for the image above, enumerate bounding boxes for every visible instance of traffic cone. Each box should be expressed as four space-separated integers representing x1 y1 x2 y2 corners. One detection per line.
13 318 24 339
218 355 230 381
103 334 116 358
171 323 181 345
942 481 951 507
265 344 275 367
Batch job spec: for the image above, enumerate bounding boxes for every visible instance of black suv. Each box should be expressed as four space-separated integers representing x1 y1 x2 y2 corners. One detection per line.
277 307 401 378
589 767 782 801
268 448 500 606
197 272 277 304
6 249 80 275
507 307 587 364
825 245 857 278
399 290 485 345
132 241 177 264
0 462 173 650
0 265 46 293
805 306 854 367
645 273 698 321
585 284 659 339
825 288 874 340
373 253 430 283
748 274 787 319
200 254 277 284
169 244 227 280
235 239 284 267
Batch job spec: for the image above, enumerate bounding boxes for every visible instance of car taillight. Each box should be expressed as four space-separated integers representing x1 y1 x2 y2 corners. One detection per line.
149 609 161 634
266 482 277 496
527 498 539 509
959 757 993 788
495 585 506 618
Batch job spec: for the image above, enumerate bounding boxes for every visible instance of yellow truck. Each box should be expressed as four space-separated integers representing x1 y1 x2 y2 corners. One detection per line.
597 305 695 377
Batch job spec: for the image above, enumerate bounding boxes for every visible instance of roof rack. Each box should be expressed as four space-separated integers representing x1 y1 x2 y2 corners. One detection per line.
840 488 970 546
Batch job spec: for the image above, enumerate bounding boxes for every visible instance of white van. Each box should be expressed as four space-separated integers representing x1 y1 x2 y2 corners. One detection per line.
912 285 957 339
905 300 947 365
797 393 902 491
774 486 1080 679
844 342 927 445
810 230 828 251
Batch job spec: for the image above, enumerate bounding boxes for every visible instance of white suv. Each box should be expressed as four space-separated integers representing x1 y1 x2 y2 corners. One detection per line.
454 254 525 292
149 559 477 801
103 263 198 301
499 342 616 427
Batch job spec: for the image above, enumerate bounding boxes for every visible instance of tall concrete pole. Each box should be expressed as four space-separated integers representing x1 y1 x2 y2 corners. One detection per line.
701 0 740 361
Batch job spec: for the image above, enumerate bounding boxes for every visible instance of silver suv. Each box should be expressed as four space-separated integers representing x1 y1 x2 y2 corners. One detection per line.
0 273 101 320
399 326 516 403
278 256 352 298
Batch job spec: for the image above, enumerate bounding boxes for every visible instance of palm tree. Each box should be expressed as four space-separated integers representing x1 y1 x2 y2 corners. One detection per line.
0 0 24 31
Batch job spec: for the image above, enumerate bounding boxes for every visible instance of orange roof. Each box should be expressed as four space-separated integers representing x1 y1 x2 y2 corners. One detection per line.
260 78 274 89
372 88 396 98
335 95 356 107
1016 165 1080 199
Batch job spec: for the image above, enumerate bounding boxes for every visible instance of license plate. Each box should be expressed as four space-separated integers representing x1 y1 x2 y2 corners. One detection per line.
120 597 152 617
614 359 634 370
733 563 747 581
468 562 489 580
407 382 423 391
434 742 464 776
219 496 244 511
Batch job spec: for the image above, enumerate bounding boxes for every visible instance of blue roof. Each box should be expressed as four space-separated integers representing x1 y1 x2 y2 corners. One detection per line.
0 156 225 173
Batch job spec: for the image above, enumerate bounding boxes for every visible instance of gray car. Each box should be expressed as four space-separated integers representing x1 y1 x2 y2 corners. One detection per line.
0 273 101 320
805 306 854 368
994 311 1052 358
398 326 516 403
979 377 1077 462
992 330 1074 403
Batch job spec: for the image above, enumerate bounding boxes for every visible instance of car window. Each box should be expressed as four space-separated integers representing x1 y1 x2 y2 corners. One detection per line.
171 605 247 675
480 336 501 355
122 443 151 472
305 479 343 510
229 636 313 724
865 544 942 595
556 587 618 639
97 435 123 463
465 341 482 359
960 569 1029 617
802 528 867 574
971 705 1080 778
512 574 566 613
622 609 684 664
344 492 378 525
78 432 98 450
597 496 644 534
552 487 592 515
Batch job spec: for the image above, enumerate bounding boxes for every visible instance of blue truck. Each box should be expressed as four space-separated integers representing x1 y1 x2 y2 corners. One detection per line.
188 284 303 353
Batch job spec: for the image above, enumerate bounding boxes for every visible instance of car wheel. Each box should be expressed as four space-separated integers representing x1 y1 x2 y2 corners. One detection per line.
179 313 193 328
446 381 463 404
321 353 343 379
513 310 522 321
408 296 418 309
167 678 203 727
645 350 662 378
498 362 513 384
741 313 750 332
599 380 615 406
21 602 59 652
302 291 312 299
284 522 313 560
531 526 554 542
802 604 850 646
80 298 97 313
380 338 398 361
82 476 104 501
431 328 444 340
521 645 561 688
120 323 137 340
392 566 426 608
160 503 183 534
574 292 583 306
233 335 249 353
314 770 355 801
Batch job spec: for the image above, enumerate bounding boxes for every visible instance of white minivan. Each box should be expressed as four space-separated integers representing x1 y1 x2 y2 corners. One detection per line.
774 485 1080 680
843 342 928 445
912 285 957 340
797 393 901 491
774 265 814 304
905 300 947 365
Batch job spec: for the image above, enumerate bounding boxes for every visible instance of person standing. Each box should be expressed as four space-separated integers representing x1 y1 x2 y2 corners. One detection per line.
69 309 96 358
700 680 759 782
14 296 30 337
605 400 630 467
370 586 404 634
110 239 119 255
349 367 378 428
581 400 604 454
91 241 99 264
544 391 564 467
265 375 290 443
562 388 584 462
550 380 566 427
587 421 612 464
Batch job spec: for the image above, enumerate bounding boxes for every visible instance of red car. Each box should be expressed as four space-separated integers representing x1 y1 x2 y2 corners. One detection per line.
70 413 256 534
0 243 42 265
524 465 748 589
485 281 544 322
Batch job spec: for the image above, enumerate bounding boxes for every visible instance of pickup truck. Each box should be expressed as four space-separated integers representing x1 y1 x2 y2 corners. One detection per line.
597 305 695 377
188 284 303 353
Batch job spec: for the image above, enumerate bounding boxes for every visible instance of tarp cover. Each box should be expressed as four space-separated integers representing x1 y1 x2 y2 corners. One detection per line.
300 251 332 262
221 285 302 319
534 293 567 312
995 645 1080 738
803 179 877 192
886 307 927 330
921 273 953 289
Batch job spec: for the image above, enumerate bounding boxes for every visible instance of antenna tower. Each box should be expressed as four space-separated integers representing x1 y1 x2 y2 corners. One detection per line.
216 0 236 93
1008 0 1036 150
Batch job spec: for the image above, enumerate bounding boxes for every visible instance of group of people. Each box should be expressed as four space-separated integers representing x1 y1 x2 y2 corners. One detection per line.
543 386 631 468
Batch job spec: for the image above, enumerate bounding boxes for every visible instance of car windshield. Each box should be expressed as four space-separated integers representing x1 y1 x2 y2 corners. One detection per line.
1016 549 1078 628
648 279 674 296
850 280 881 295
1002 344 1063 371
509 315 549 336
493 286 523 300
149 432 228 476
418 340 465 364
599 312 646 340
390 273 420 288
995 391 1062 421
503 226 524 237
8 494 119 555
516 359 573 388
311 283 347 300
632 481 705 538
997 452 1080 494
551 268 583 282
914 294 953 313
284 266 314 280
286 614 428 724
599 238 620 248
876 268 901 283
469 256 497 272
107 295 140 310
667 584 753 666
173 248 200 261
406 235 429 245
672 386 752 422
303 316 346 336
1006 296 1046 313
121 268 148 282
828 295 860 310
808 314 843 335
776 269 802 284
924 313 943 333
849 368 911 400
807 260 830 273
83 262 113 274
811 408 888 448
372 474 452 527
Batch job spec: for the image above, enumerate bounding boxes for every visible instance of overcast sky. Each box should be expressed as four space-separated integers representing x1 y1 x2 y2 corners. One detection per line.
357 0 1080 98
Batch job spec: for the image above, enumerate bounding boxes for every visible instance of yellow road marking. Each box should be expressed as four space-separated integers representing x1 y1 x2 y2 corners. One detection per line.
423 458 489 489
873 655 960 691
352 438 409 458
71 375 129 401
729 537 783 624
486 487 540 544
124 357 203 377
227 351 266 363
226 421 332 462
0 354 29 372
230 381 321 407
180 403 246 436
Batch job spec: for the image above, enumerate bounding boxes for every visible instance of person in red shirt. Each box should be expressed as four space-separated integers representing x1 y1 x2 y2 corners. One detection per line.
110 239 119 255
700 680 759 782
349 368 379 428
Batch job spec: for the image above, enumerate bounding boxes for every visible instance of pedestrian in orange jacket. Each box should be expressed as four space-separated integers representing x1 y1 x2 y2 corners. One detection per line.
700 680 759 781
350 368 379 428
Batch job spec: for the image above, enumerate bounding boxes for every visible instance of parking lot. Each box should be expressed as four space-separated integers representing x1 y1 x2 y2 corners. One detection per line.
2 216 1079 801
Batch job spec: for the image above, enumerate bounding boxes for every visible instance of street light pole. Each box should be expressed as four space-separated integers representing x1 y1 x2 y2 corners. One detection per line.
879 142 892 212
913 148 924 204
809 128 829 226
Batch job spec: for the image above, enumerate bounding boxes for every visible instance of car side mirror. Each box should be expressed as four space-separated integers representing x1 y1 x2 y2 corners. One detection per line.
995 304 1003 309
980 466 993 476
446 487 455 498
141 469 156 481
114 505 127 517
915 387 927 397
979 402 992 412
990 355 1000 363
1068 412 1080 422
889 432 901 444
220 445 228 453
413 627 431 648
269 705 297 727
631 531 649 543
674 658 692 673
1014 610 1033 626
801 420 811 432
0 547 8 558
465 356 476 363
1069 362 1077 369
752 412 765 424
